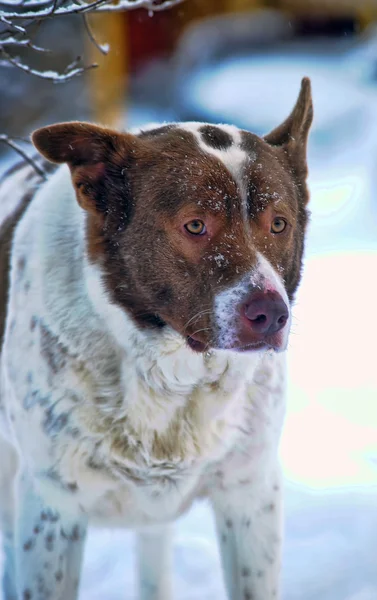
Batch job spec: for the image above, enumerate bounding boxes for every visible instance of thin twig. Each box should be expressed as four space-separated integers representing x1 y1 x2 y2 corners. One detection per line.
1 47 98 81
0 135 47 179
82 13 109 54
0 15 26 32
0 36 51 52
48 0 59 15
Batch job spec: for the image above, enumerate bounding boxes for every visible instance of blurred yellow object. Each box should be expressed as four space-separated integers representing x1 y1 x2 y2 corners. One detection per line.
86 14 128 128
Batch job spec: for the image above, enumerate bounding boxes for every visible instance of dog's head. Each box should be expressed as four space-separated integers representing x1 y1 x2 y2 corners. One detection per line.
32 78 312 355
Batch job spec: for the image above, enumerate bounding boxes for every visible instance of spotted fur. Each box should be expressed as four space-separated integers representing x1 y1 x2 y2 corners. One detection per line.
0 79 313 599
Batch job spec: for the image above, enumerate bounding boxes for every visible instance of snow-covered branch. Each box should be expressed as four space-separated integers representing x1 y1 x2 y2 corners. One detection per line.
1 0 185 19
0 0 186 82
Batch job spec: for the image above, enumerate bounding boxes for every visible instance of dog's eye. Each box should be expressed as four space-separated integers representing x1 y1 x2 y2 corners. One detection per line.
270 217 287 234
185 220 207 236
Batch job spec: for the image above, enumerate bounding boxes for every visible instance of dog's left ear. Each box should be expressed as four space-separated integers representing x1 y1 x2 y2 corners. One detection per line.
264 77 313 180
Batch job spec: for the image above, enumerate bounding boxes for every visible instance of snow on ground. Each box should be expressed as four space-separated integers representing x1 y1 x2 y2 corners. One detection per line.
1 42 377 598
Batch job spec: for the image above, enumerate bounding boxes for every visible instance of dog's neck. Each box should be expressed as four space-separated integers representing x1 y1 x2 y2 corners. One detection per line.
85 257 262 388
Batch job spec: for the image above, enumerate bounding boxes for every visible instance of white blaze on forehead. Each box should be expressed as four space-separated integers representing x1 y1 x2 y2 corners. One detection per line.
214 252 290 350
179 122 253 189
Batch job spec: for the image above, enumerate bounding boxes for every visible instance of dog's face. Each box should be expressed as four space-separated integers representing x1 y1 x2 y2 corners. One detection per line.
32 79 312 354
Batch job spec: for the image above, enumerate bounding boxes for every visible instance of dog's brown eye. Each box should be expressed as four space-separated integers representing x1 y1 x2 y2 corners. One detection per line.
185 220 206 235
270 217 287 234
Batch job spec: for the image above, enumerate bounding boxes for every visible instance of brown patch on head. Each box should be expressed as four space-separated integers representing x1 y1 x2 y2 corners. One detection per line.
31 79 312 352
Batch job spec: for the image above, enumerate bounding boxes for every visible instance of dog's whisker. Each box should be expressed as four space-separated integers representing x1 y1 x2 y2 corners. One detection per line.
183 309 212 332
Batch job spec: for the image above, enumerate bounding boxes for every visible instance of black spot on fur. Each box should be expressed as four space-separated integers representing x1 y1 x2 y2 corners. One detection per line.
17 256 26 275
55 570 63 583
45 531 55 551
23 589 32 600
200 125 233 150
23 539 34 552
40 509 59 523
60 524 81 542
225 519 233 529
241 567 251 577
55 569 63 583
43 408 69 436
30 316 37 331
66 482 79 493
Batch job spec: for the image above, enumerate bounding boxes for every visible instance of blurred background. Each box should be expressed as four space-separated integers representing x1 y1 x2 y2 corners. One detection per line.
1 0 377 598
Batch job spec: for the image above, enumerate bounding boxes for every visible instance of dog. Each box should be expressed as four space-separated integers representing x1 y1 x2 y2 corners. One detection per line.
0 78 312 600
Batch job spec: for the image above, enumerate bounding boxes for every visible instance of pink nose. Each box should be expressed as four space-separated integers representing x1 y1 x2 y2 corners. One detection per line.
244 291 289 335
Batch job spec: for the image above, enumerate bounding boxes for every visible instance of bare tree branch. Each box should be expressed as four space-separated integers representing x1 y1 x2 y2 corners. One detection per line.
0 134 47 178
0 45 97 80
82 13 109 55
0 0 186 81
1 0 186 19
0 15 26 32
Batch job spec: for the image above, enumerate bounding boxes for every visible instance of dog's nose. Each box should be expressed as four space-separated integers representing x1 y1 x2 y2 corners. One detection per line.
244 291 289 335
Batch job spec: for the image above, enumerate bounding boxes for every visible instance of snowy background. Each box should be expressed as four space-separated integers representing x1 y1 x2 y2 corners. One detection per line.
1 9 377 599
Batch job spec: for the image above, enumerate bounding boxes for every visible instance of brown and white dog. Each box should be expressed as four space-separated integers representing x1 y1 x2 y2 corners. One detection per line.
0 78 312 600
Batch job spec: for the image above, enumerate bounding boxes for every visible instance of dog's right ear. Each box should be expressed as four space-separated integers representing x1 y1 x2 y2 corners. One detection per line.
32 122 145 215
264 77 313 184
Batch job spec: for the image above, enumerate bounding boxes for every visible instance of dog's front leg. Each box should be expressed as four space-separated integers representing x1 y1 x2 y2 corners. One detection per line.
14 471 87 600
137 524 173 600
210 464 282 600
